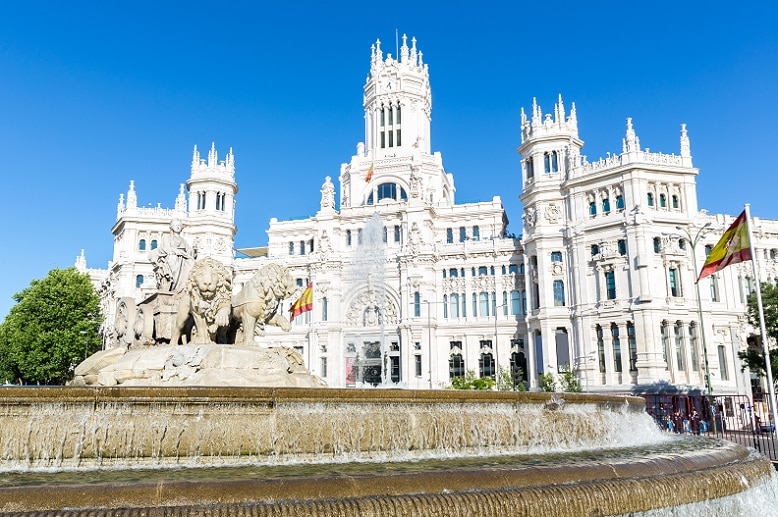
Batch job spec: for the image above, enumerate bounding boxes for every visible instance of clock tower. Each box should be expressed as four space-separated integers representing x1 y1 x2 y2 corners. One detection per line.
339 34 453 209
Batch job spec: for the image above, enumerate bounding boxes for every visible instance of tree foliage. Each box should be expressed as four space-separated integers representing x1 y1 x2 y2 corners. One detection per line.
738 283 778 382
449 370 495 391
0 267 101 385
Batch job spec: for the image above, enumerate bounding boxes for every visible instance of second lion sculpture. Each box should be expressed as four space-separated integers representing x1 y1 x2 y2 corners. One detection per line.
231 263 296 346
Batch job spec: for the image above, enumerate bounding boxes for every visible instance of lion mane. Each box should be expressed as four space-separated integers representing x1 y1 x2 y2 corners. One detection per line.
231 263 295 346
172 257 232 345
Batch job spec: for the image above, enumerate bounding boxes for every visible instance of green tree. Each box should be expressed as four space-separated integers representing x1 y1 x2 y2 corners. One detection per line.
738 283 778 383
0 267 101 385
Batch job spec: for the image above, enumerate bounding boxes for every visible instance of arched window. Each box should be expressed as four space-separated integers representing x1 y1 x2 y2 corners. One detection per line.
671 195 680 209
647 193 655 207
150 239 158 250
616 195 625 210
449 354 465 379
135 275 144 288
138 239 146 251
509 264 519 275
589 201 597 217
659 193 667 208
591 244 600 257
602 197 611 213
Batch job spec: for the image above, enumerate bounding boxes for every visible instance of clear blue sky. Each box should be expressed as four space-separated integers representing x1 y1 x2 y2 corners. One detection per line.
1 1 776 319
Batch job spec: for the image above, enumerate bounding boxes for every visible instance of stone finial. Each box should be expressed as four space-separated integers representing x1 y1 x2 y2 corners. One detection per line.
127 180 137 209
192 144 200 167
208 142 217 167
680 123 691 157
175 183 187 212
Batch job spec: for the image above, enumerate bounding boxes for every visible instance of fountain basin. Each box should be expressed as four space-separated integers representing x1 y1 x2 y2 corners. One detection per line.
0 387 774 515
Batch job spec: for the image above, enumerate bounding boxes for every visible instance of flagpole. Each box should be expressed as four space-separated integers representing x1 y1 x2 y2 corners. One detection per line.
745 203 778 434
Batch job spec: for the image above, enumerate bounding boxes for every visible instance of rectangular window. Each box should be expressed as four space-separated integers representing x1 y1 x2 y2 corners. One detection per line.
322 297 328 322
710 275 719 302
394 225 401 243
413 292 421 317
627 322 637 372
288 242 295 255
669 268 680 297
299 240 305 255
718 345 729 381
553 280 565 306
459 227 466 242
380 132 385 148
597 325 606 373
388 130 393 147
390 355 400 383
446 228 453 244
674 323 685 371
320 357 328 378
449 352 465 379
551 251 563 262
472 226 480 240
479 292 490 317
472 293 478 317
396 129 401 146
415 355 422 377
605 271 616 300
661 321 670 369
689 324 698 371
612 324 622 373
346 229 352 246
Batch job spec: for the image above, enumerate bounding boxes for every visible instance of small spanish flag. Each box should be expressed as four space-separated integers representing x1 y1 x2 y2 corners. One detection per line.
697 210 752 282
289 282 313 319
365 164 374 182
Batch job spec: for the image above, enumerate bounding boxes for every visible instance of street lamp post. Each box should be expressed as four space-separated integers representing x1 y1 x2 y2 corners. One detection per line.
676 222 717 433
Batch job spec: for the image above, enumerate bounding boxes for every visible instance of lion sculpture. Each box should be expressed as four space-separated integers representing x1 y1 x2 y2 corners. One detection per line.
171 257 232 345
231 263 295 346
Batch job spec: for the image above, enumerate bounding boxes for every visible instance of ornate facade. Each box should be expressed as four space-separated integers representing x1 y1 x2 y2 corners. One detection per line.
78 35 778 400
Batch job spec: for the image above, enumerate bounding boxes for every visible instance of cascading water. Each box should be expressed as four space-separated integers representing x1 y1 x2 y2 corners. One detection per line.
1 387 777 515
349 212 391 386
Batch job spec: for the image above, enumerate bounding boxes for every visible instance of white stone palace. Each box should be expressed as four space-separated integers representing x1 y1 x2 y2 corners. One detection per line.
77 35 778 403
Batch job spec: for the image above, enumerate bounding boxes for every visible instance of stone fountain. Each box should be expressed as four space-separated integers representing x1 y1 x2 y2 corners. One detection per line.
1 243 776 514
0 387 775 515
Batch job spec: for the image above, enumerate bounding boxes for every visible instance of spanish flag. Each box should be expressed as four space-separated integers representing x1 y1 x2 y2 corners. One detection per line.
697 210 752 282
365 164 374 182
289 282 313 319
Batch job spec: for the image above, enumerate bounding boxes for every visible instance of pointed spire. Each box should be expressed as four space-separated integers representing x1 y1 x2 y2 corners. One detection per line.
400 33 409 63
127 180 137 208
208 142 217 167
192 144 200 167
410 36 417 66
624 118 640 152
117 193 125 217
557 94 566 123
175 183 187 212
75 249 87 272
680 123 691 157
531 97 540 125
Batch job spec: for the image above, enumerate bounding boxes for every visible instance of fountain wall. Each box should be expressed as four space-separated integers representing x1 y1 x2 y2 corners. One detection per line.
0 387 775 515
